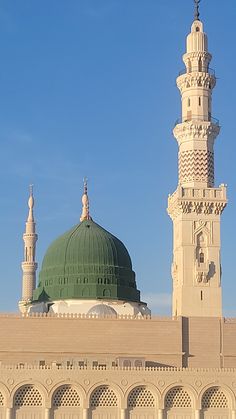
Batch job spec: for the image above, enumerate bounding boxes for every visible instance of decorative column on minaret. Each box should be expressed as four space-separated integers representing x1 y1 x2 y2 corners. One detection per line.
167 1 227 317
19 186 38 313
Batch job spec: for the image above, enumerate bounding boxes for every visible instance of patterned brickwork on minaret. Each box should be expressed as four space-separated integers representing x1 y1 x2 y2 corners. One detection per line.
167 13 227 317
19 186 38 313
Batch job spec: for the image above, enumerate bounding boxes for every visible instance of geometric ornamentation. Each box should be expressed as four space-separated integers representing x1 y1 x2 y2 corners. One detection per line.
165 387 192 408
91 386 118 407
202 387 228 409
14 385 43 407
53 385 81 407
128 386 155 408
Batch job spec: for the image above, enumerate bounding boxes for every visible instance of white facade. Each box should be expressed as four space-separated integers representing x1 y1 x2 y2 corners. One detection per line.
167 19 227 318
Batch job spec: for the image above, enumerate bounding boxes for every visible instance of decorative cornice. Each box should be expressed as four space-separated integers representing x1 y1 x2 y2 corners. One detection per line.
173 121 220 145
168 186 227 220
176 73 216 93
183 51 212 62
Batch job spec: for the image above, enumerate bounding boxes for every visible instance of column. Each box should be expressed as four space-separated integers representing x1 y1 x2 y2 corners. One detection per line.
195 410 200 419
157 409 163 419
232 410 236 419
45 408 51 419
83 408 89 419
6 408 12 419
121 409 126 419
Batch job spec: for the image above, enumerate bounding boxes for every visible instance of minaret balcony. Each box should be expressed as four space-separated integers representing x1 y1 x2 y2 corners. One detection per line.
178 67 215 77
167 185 227 219
174 115 219 127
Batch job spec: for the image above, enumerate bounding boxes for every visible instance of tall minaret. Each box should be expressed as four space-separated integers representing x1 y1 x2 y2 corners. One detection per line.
19 186 38 313
167 1 227 317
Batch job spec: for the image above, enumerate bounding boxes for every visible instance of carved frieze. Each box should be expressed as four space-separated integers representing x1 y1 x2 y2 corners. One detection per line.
177 73 216 93
167 186 227 219
173 122 220 144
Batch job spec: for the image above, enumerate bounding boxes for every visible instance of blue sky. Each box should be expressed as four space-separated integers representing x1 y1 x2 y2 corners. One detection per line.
0 0 236 315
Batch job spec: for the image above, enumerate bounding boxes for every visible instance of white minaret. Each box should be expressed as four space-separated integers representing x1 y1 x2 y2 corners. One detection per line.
167 1 227 317
19 186 38 313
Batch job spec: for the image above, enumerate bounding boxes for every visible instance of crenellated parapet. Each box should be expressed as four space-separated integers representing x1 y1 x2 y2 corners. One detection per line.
168 185 227 220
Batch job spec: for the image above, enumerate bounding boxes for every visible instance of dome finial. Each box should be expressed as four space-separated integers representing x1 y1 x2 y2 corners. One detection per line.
194 0 201 21
80 177 91 222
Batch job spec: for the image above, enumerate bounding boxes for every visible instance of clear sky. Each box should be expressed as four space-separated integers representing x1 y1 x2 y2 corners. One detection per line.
0 0 236 315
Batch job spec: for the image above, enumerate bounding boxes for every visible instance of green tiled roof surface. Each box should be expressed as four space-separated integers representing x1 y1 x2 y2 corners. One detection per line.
33 220 140 303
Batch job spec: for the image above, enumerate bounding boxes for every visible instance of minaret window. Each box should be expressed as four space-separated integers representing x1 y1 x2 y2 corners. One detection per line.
199 97 201 106
188 98 191 107
196 27 200 32
198 58 202 72
200 252 204 264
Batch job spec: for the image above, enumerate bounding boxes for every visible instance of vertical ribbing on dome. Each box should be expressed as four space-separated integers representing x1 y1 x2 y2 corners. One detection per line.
80 178 91 222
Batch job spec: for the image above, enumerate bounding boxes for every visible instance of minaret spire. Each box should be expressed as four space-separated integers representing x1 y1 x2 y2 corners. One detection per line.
19 186 38 313
80 178 91 222
194 0 201 21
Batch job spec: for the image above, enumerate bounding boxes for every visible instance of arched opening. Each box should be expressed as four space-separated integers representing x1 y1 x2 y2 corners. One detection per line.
103 289 111 297
13 385 43 419
201 387 230 418
90 386 118 419
196 232 208 266
128 386 156 419
164 387 194 418
198 58 202 72
52 385 82 418
199 251 204 264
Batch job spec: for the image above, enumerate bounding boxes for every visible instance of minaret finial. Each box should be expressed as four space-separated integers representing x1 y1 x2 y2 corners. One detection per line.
80 177 91 222
194 0 201 21
29 184 33 196
27 184 35 221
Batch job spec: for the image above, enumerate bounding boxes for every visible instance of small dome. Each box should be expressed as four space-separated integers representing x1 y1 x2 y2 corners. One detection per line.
87 304 117 318
33 219 140 303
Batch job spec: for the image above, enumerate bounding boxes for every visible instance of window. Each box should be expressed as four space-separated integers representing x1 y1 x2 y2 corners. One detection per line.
123 360 132 368
199 97 201 106
53 386 81 407
90 386 118 407
188 98 191 107
200 252 204 263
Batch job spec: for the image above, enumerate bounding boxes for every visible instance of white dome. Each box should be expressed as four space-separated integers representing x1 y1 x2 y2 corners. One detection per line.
87 304 117 318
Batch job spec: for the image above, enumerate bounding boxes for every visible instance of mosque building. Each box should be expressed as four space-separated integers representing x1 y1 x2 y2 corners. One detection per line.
0 1 236 418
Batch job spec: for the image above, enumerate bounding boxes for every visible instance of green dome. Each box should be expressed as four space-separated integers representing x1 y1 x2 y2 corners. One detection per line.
33 219 140 303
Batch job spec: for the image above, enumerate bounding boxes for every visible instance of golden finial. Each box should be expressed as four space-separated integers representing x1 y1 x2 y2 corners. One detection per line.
80 177 91 222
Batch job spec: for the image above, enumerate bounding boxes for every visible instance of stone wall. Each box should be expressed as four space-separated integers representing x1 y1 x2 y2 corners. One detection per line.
0 365 235 418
